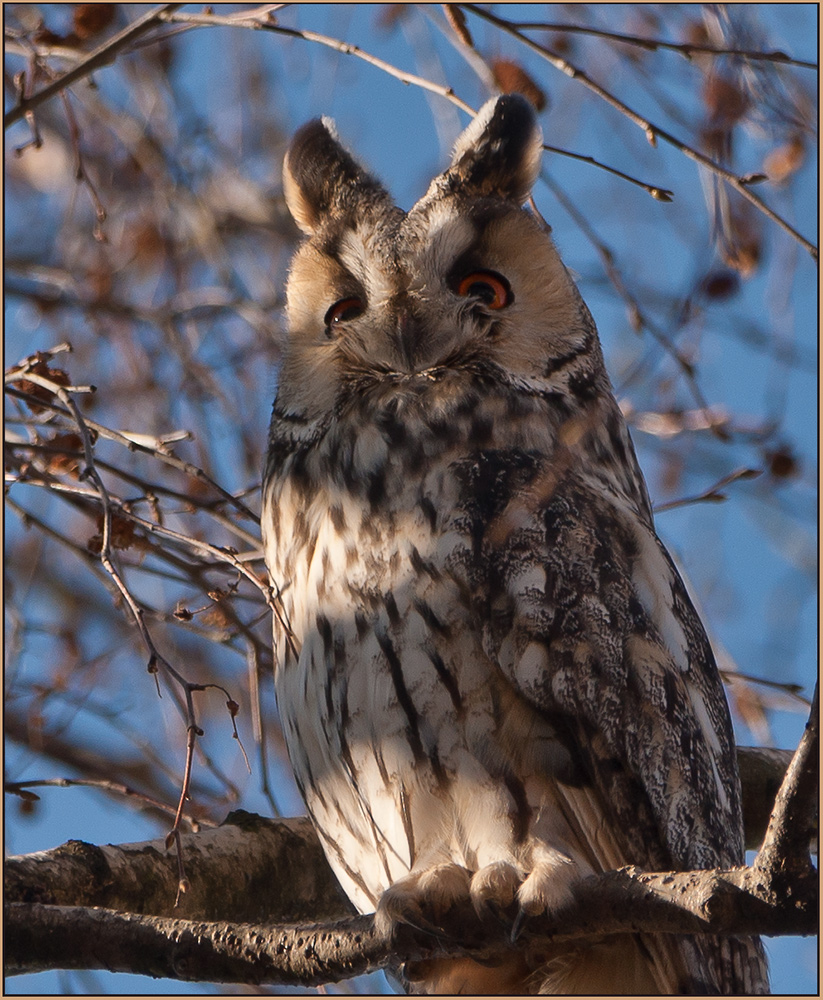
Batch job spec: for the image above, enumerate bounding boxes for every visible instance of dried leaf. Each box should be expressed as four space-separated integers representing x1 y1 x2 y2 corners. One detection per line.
699 270 740 301
491 60 547 112
43 432 83 476
14 789 41 802
376 4 409 31
443 5 473 47
763 136 805 185
12 359 71 412
73 4 116 40
728 676 772 745
87 513 148 554
703 73 750 128
200 606 231 629
765 445 800 480
721 206 763 279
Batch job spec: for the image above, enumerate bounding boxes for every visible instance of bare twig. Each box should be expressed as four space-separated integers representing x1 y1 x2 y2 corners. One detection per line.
543 144 673 201
477 16 817 70
539 171 725 434
463 4 817 259
4 777 209 830
58 89 107 240
5 383 259 522
654 467 762 513
4 364 257 894
155 9 476 116
4 4 185 129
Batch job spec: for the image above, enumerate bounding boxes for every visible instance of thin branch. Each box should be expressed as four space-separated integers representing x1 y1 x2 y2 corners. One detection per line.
754 683 819 876
59 88 107 240
462 5 817 259
483 17 818 70
5 383 259 522
539 171 725 434
4 4 185 130
4 777 209 829
653 467 762 513
155 9 476 116
5 438 261 549
543 143 673 201
5 365 257 887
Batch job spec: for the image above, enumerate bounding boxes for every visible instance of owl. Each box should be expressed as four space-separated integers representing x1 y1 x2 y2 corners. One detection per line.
262 95 769 995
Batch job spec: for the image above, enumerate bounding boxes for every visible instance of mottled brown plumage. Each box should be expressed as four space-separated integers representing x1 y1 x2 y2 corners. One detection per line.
262 96 769 995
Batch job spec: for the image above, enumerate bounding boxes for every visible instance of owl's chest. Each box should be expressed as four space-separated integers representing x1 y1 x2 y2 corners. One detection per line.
264 459 453 630
263 392 552 621
261 421 584 907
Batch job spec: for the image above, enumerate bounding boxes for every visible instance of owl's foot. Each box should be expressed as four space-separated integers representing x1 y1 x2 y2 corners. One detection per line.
376 851 579 942
375 862 472 938
511 846 578 940
469 860 522 918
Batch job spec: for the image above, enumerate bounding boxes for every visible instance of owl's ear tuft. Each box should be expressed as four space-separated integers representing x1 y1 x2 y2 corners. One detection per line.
283 118 390 235
447 94 543 203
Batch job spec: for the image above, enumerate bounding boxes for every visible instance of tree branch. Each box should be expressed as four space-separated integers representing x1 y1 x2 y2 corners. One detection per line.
753 683 819 873
4 4 184 130
6 742 817 983
6 860 817 983
462 4 818 260
477 16 818 70
5 746 803 925
4 812 352 925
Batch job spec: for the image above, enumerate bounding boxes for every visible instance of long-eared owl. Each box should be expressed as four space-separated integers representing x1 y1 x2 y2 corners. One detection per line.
262 95 769 995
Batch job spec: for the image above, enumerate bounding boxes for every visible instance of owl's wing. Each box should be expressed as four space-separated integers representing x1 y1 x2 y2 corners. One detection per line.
479 461 769 993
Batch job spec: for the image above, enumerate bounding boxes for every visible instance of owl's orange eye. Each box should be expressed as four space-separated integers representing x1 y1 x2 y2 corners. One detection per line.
457 270 512 309
324 297 364 330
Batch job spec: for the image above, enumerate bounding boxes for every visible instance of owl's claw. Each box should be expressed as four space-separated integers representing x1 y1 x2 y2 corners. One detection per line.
510 906 529 943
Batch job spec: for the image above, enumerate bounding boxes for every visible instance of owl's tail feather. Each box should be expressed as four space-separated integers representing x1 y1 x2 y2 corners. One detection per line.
534 933 769 996
405 954 532 995
407 931 768 995
534 933 674 995
406 935 677 995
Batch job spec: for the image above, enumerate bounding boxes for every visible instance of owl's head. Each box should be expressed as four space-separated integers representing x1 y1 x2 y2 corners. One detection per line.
276 95 603 427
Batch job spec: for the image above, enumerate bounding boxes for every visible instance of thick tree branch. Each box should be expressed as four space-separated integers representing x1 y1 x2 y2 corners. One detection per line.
6 861 817 983
6 741 817 983
4 812 352 925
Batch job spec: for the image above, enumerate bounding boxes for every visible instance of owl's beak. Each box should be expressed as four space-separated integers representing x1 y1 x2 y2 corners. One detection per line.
393 310 423 373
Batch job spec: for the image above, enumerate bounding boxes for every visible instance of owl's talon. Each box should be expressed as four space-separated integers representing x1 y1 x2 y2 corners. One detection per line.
477 898 511 927
510 906 529 943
